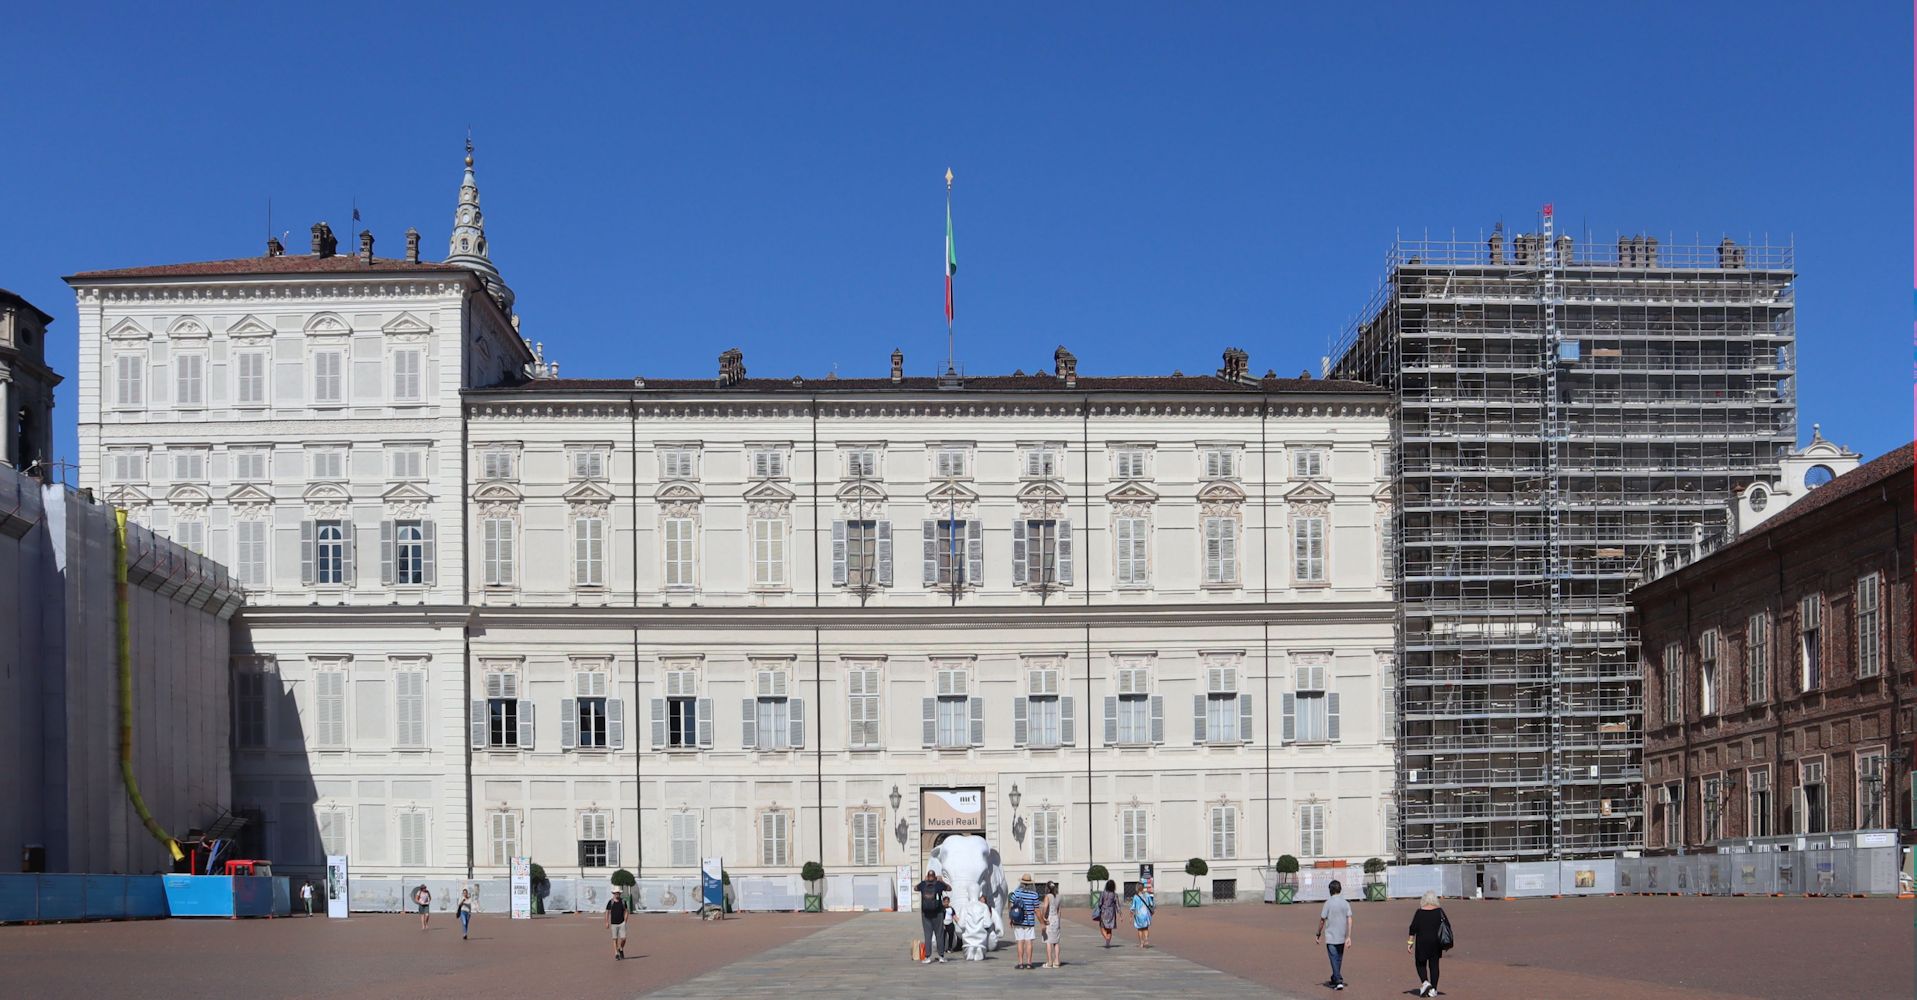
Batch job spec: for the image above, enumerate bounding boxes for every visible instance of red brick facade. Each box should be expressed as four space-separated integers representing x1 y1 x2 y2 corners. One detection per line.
1635 444 1913 852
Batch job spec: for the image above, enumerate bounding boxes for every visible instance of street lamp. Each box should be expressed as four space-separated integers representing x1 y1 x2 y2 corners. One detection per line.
889 785 902 812
1008 784 1022 811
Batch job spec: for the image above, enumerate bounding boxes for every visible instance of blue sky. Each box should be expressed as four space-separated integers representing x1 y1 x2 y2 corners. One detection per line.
3 3 1909 466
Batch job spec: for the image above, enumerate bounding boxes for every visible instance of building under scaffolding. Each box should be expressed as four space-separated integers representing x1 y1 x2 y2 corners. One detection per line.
1331 213 1796 860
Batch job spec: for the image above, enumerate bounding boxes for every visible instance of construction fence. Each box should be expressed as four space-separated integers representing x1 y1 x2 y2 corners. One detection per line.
1375 847 1902 901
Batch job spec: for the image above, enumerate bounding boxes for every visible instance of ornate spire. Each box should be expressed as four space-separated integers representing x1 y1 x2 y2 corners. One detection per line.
446 136 513 312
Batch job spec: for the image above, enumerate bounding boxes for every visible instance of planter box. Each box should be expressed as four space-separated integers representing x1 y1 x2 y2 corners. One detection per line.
1275 884 1298 904
803 893 824 913
1181 889 1201 907
1363 882 1387 902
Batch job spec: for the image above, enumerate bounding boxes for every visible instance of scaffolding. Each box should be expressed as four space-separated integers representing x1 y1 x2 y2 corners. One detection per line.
1333 221 1795 861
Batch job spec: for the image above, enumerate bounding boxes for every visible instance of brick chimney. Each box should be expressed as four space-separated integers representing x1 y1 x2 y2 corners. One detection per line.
266 235 284 257
890 348 904 383
1054 346 1077 388
404 228 421 263
1487 230 1504 264
717 347 746 387
1219 347 1249 382
1717 237 1745 269
310 222 338 258
359 230 375 264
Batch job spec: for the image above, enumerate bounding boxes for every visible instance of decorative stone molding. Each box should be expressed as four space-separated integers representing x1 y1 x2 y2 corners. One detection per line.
301 482 353 519
1016 480 1068 521
166 316 211 340
80 279 470 306
225 314 276 341
104 317 151 341
381 482 435 519
1196 480 1247 518
303 313 351 338
381 311 433 343
1104 481 1159 518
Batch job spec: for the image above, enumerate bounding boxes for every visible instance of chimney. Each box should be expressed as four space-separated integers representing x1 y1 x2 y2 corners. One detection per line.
1054 346 1077 388
359 230 375 264
1487 231 1504 265
717 347 746 387
889 348 904 383
1554 234 1573 265
404 228 421 264
1717 237 1745 269
310 222 338 258
266 235 284 257
1218 347 1250 382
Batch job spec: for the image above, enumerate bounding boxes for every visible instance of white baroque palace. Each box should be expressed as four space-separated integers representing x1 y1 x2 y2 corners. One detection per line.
71 150 1396 893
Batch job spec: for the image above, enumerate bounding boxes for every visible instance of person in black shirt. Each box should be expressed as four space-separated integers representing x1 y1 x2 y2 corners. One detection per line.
606 888 630 960
1405 890 1449 996
913 868 952 963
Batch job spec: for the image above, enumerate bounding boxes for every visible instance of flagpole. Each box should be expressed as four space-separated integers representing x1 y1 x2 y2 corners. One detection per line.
944 167 955 375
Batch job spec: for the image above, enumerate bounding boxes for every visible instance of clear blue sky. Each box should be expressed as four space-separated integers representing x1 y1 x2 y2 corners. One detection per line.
3 3 1909 466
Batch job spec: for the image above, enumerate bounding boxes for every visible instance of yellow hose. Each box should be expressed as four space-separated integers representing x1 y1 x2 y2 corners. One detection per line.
116 509 184 862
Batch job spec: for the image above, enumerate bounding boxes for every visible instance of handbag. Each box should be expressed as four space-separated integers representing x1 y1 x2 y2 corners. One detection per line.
1436 910 1454 951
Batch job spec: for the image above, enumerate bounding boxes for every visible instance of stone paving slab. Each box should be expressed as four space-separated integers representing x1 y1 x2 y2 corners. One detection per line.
644 912 1305 999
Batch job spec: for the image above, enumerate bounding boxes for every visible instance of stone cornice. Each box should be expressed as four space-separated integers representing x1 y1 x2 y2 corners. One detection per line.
465 398 1390 423
71 277 470 306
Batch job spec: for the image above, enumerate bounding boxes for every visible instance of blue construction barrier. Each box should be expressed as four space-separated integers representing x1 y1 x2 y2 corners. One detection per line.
0 874 171 923
162 875 281 917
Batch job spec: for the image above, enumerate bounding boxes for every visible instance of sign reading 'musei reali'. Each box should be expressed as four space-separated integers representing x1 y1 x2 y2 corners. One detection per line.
921 788 984 832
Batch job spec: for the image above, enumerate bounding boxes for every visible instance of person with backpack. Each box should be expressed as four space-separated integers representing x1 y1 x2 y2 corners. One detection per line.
1095 879 1119 947
914 868 952 963
1009 873 1041 968
1129 878 1155 948
1406 890 1452 996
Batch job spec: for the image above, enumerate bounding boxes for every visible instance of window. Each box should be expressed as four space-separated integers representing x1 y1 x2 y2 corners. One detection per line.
171 449 207 483
1014 519 1073 588
318 808 350 858
1378 509 1395 583
1748 767 1772 837
1210 805 1237 860
574 515 605 587
1202 516 1238 586
1292 516 1326 583
308 520 349 586
744 666 803 751
1656 783 1681 848
663 517 695 589
1799 759 1827 834
851 811 882 867
846 663 881 749
399 811 428 867
315 668 347 749
1747 612 1771 703
394 668 426 749
114 354 144 407
387 520 429 586
749 448 786 480
173 520 206 555
1032 809 1061 865
1799 594 1822 690
1201 448 1235 480
388 446 426 481
1859 751 1888 829
1197 659 1250 744
234 671 268 748
1699 630 1719 716
482 518 515 586
578 812 612 868
1284 657 1338 743
1292 448 1325 480
310 447 346 481
108 448 147 483
656 667 709 749
833 520 892 590
231 447 269 482
174 353 205 406
565 671 616 749
571 449 606 481
1115 515 1150 587
1015 662 1073 749
923 519 983 588
312 349 344 405
752 516 787 588
845 448 878 479
1120 807 1149 863
925 664 981 749
1661 642 1683 726
761 811 791 867
1703 776 1723 841
234 520 268 587
477 672 531 749
1112 448 1148 480
1299 803 1326 858
934 447 967 479
658 448 696 481
1108 659 1161 746
1857 574 1884 678
235 351 267 406
488 812 518 866
479 448 515 481
1378 650 1397 743
669 813 700 868
392 349 423 402
1022 447 1058 479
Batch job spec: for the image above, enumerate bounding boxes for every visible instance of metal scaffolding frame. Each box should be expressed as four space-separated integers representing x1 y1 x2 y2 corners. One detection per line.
1332 220 1795 861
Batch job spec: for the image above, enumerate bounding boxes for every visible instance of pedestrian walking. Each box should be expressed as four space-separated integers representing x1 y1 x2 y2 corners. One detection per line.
606 887 630 960
1042 881 1063 968
942 894 959 955
1130 879 1154 949
1406 890 1451 997
1095 880 1118 948
300 881 315 916
456 888 473 940
412 884 432 930
1009 873 1041 968
914 868 952 963
1316 878 1353 991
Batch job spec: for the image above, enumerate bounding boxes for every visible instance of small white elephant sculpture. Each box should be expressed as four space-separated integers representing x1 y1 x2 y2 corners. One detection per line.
929 834 1007 959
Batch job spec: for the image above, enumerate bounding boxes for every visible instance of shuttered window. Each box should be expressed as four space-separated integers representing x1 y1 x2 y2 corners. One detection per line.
1699 630 1720 716
761 811 790 867
312 349 344 405
392 349 423 402
1285 658 1337 744
1293 516 1326 583
1203 517 1238 585
482 518 515 587
750 449 786 479
851 811 881 867
398 811 428 867
234 520 268 587
578 812 612 868
175 353 205 407
1112 448 1148 480
1201 449 1235 479
752 517 786 588
1210 805 1237 860
1292 448 1324 479
1032 809 1061 864
1857 574 1884 678
1115 516 1149 587
1746 612 1771 703
235 351 267 406
847 666 881 749
924 519 982 588
1197 661 1250 744
1299 803 1325 857
318 808 349 857
1799 593 1823 690
574 516 605 587
114 355 144 407
669 813 700 867
658 448 696 480
489 812 518 866
834 520 890 590
315 669 347 748
394 669 426 748
663 518 695 589
1015 520 1072 588
1120 808 1149 863
233 447 270 482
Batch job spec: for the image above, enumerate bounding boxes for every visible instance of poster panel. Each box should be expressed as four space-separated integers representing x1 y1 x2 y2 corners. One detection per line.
509 857 532 919
702 857 724 908
324 856 350 919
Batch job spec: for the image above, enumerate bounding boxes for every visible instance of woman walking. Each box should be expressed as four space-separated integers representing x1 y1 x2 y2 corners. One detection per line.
413 884 432 931
1130 879 1155 949
1042 882 1063 968
456 888 473 940
1406 890 1451 997
1095 880 1118 948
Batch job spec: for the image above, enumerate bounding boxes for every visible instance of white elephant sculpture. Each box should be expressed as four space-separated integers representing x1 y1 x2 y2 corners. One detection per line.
929 834 1007 959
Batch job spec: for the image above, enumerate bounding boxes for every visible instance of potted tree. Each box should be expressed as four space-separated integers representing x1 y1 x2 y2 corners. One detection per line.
528 862 549 915
1362 857 1388 901
1182 858 1208 907
801 861 825 913
1086 863 1110 910
1274 854 1300 904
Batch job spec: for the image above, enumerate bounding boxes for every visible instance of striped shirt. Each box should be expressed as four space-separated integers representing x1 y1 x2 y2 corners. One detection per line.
1009 887 1040 926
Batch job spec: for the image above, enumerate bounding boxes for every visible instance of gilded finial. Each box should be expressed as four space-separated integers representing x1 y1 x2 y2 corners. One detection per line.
945 167 953 188
465 131 474 168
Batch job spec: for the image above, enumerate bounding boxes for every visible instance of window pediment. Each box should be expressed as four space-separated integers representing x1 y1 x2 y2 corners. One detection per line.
226 315 276 340
1196 480 1247 504
835 480 887 505
1016 480 1068 504
474 481 524 505
381 311 433 337
1104 481 1160 505
1371 482 1394 503
225 483 275 507
105 317 150 341
166 484 212 506
381 482 435 518
167 316 211 340
303 313 351 338
654 481 703 505
563 480 617 505
1283 481 1336 503
743 480 796 504
104 484 152 506
926 480 980 505
301 481 352 518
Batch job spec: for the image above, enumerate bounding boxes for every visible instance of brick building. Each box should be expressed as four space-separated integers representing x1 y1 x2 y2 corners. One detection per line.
1636 441 1913 852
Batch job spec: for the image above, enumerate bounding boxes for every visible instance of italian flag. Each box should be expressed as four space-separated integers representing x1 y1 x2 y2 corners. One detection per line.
944 199 957 325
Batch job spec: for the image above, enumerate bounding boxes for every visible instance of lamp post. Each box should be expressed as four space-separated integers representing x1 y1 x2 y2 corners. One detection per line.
891 785 908 851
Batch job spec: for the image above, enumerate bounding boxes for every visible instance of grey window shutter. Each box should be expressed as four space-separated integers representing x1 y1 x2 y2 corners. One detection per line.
517 701 535 750
968 696 984 746
696 698 714 748
608 697 625 749
1058 521 1074 586
789 698 805 748
1239 693 1254 743
741 698 758 750
650 698 667 749
831 521 847 586
342 522 357 585
876 521 893 586
1193 694 1208 744
300 521 316 585
1281 693 1296 742
422 520 437 587
560 698 578 749
1327 692 1340 742
966 520 984 585
470 699 487 749
921 698 936 747
1104 696 1119 745
922 519 938 585
1150 695 1165 744
1012 522 1027 586
1013 697 1029 748
380 521 395 585
1060 696 1075 746
608 839 620 867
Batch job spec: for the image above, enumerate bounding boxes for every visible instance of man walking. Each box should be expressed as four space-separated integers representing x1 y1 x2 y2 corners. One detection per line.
1316 878 1354 990
1009 874 1041 969
913 868 951 963
606 887 629 960
300 881 314 916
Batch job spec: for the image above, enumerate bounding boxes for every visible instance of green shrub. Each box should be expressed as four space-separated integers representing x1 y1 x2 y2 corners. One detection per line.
610 868 636 888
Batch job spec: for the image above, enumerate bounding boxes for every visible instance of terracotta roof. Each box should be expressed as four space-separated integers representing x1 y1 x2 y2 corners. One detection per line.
483 373 1384 395
66 255 471 280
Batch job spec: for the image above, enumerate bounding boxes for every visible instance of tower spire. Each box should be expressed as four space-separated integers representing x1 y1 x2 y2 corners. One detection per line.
446 135 514 312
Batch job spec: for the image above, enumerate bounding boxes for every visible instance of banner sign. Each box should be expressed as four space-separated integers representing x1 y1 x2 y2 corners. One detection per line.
324 855 350 919
1138 863 1154 889
920 788 984 832
510 857 532 919
701 857 724 908
896 866 914 910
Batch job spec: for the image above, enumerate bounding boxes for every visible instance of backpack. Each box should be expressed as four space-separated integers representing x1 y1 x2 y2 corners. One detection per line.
1437 910 1454 951
1009 894 1030 925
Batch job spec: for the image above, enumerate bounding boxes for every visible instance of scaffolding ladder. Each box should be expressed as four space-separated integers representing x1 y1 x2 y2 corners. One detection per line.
1541 204 1566 859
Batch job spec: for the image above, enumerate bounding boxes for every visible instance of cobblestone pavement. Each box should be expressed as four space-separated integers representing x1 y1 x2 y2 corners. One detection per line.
647 911 1299 999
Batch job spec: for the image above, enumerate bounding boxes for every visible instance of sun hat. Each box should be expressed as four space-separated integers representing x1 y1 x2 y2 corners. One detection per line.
1019 873 1034 884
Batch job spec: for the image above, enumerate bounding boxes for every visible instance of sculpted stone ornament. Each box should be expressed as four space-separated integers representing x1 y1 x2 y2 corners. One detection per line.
928 834 1007 960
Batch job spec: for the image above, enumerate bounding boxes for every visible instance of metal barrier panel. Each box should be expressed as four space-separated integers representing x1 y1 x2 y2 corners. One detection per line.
0 875 37 922
82 875 127 919
1770 854 1799 895
1292 869 1338 902
1441 864 1475 899
232 877 276 916
471 878 513 914
1614 857 1644 893
630 877 701 912
1641 859 1670 893
1728 856 1773 894
1386 865 1445 899
545 878 579 913
38 874 89 921
1804 850 1842 896
162 876 237 917
270 877 291 915
736 875 805 911
350 878 405 912
1671 859 1706 895
822 874 891 910
125 876 169 917
1856 846 1901 894
1559 860 1615 895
